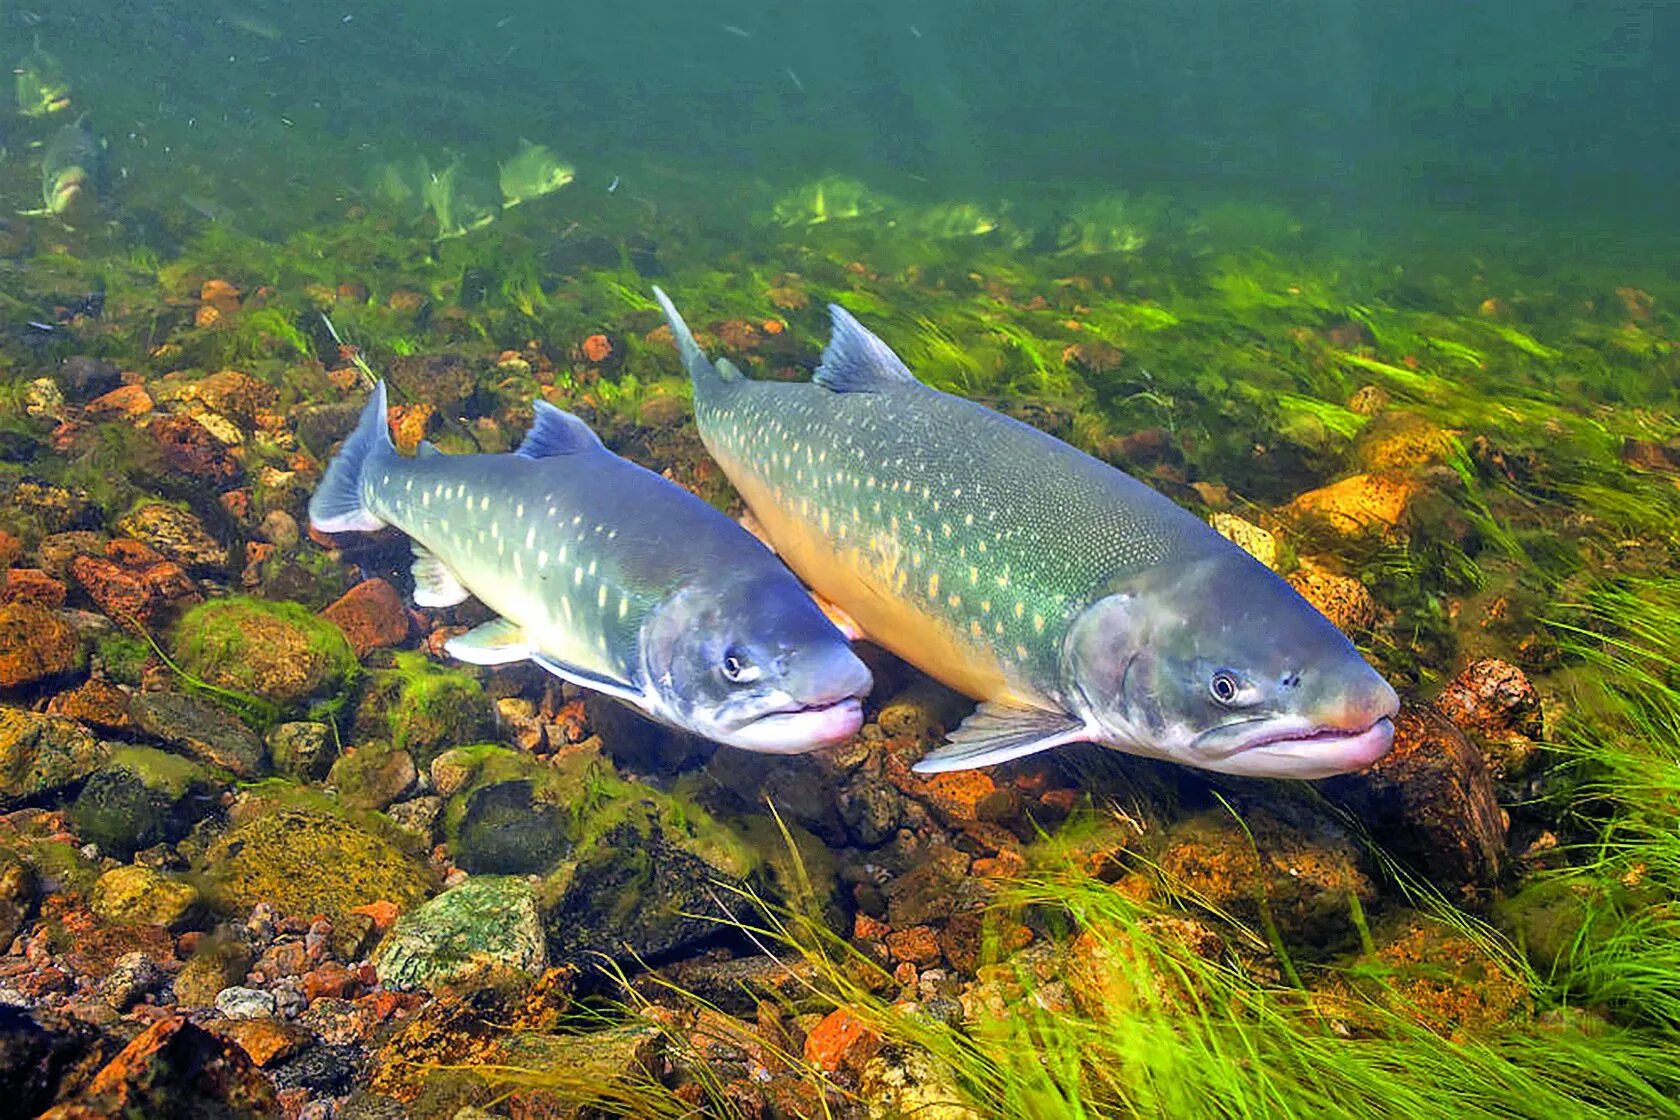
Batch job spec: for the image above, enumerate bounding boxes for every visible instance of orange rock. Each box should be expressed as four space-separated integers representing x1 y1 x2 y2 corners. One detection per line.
69 553 200 629
1287 558 1378 634
884 925 942 967
0 603 82 688
1284 472 1417 540
801 1007 879 1075
82 383 153 419
351 899 401 933
36 1016 277 1119
193 304 223 329
388 403 436 455
200 278 241 309
580 333 613 363
762 319 785 334
322 578 410 657
852 913 890 941
213 1018 312 1067
0 530 19 568
303 960 362 1001
1 568 67 607
47 679 133 732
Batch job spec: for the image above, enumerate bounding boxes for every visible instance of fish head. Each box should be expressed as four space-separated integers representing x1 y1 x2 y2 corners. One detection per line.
643 577 873 753
1066 552 1398 779
49 166 94 225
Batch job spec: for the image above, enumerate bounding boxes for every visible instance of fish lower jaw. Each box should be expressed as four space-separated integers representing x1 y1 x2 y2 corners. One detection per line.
1208 716 1396 779
716 697 864 754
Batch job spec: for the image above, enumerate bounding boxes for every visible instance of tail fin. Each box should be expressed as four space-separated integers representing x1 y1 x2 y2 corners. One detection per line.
308 381 394 533
651 286 743 389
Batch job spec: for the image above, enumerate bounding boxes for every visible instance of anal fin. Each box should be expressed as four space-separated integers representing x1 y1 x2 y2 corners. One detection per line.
442 618 531 665
911 701 1090 774
411 545 471 608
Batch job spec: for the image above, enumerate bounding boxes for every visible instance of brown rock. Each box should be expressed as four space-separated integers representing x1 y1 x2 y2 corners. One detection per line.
1284 472 1417 542
35 1016 278 1120
884 925 942 967
114 504 228 572
322 578 410 656
802 1007 879 1076
148 415 240 487
1325 703 1508 888
0 530 22 568
37 531 104 577
46 679 133 732
210 1018 311 1068
302 960 363 1002
200 278 241 312
68 553 200 629
1 569 68 607
1287 558 1379 634
192 371 277 425
1433 659 1544 780
0 604 83 688
82 384 153 420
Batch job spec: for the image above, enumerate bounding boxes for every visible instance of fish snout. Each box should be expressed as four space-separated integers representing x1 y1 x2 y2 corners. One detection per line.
1321 667 1400 733
783 642 873 707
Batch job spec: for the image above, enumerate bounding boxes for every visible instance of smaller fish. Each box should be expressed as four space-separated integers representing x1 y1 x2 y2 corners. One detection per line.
497 139 574 210
14 38 70 117
308 383 873 751
26 117 103 227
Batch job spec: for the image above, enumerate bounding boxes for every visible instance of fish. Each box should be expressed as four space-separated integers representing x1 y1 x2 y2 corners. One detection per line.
14 38 70 118
307 382 873 752
36 117 103 226
653 288 1400 779
497 139 574 210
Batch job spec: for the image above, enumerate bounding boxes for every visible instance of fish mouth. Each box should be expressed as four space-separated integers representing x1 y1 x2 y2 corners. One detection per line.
1209 716 1396 779
723 697 864 754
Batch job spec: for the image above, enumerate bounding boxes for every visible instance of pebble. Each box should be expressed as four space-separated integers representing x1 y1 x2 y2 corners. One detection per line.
215 985 278 1020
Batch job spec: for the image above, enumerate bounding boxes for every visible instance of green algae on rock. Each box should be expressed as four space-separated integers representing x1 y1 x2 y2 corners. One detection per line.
90 864 202 929
131 689 267 777
69 745 219 856
355 652 493 768
170 596 358 716
372 876 546 992
327 742 418 812
199 808 433 921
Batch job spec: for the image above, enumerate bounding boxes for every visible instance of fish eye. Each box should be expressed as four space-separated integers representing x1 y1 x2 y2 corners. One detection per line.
1209 670 1243 706
721 645 761 684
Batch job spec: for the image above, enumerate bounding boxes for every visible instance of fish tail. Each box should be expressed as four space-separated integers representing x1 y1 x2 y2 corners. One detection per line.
651 286 742 393
308 380 394 533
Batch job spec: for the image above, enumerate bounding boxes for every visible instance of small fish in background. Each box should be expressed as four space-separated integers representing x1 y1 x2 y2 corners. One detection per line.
24 116 105 227
308 383 873 752
655 287 1400 779
497 139 574 209
14 37 71 117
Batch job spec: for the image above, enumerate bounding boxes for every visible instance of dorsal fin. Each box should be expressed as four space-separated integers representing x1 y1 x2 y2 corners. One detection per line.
812 304 920 393
516 400 604 458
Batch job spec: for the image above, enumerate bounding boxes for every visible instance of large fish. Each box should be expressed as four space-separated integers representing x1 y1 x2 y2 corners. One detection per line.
308 382 872 751
36 117 102 226
653 288 1399 778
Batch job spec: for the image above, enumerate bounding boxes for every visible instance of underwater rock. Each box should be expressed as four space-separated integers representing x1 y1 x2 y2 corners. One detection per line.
47 679 134 733
199 809 433 922
265 720 337 781
449 777 569 876
131 690 266 777
0 848 37 947
113 503 228 573
1 480 95 536
2 568 69 607
90 864 200 929
1317 915 1531 1035
327 743 417 811
321 578 411 657
373 876 546 992
1432 658 1544 780
173 937 254 1009
33 1016 279 1120
55 356 122 403
83 384 154 420
1208 513 1278 570
355 653 493 767
209 1019 312 1069
68 547 201 629
99 951 166 1012
540 796 758 967
387 353 475 409
148 414 241 488
1283 472 1417 544
803 1007 880 1076
0 603 83 688
858 1043 983 1119
1325 703 1507 889
1286 557 1379 634
190 370 278 427
0 1005 110 1117
1353 414 1459 472
214 986 276 1020
170 598 357 715
69 746 218 856
0 705 108 808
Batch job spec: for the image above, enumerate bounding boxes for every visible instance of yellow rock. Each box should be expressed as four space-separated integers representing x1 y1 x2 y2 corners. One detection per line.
1285 473 1417 540
1355 415 1459 471
1208 513 1278 570
91 864 200 928
1288 558 1379 634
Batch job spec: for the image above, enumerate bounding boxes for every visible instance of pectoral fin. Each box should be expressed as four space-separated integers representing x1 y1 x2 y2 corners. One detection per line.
911 701 1089 773
411 545 470 608
442 618 531 665
530 653 648 707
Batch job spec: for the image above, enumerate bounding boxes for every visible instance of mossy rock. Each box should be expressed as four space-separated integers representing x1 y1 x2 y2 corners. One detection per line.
355 652 493 768
372 876 546 992
266 721 337 782
0 847 37 945
199 808 434 922
0 705 109 809
328 742 417 812
170 597 358 716
174 934 253 1009
436 746 577 876
91 864 202 929
69 746 220 857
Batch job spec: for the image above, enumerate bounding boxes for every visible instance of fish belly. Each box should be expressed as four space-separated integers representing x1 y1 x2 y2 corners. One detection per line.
725 459 1024 706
